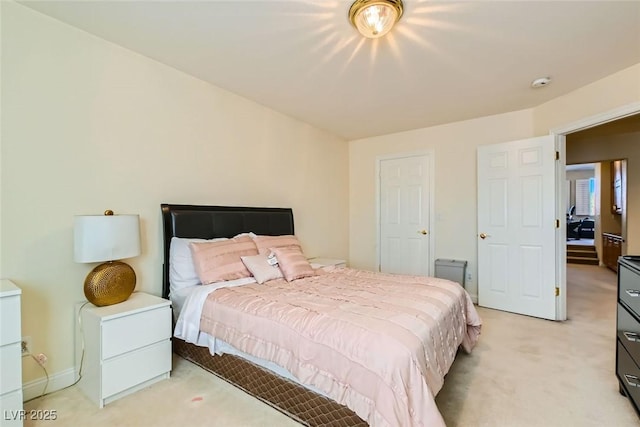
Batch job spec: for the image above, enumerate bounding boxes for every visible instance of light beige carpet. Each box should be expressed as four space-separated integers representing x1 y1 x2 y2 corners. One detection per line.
25 264 639 426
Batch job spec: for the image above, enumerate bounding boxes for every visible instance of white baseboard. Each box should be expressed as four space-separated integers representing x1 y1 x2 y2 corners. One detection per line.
22 367 76 402
470 293 478 304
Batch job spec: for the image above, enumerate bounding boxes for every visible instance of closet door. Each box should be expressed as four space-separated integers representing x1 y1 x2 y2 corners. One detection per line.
379 153 432 276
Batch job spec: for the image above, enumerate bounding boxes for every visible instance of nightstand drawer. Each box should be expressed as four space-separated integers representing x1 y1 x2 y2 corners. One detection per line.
102 305 171 359
102 340 171 398
0 343 21 394
0 294 20 346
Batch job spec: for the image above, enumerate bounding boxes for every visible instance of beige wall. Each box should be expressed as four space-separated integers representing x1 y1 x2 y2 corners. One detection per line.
1 2 348 385
595 161 623 259
349 109 535 301
597 162 623 236
533 63 640 135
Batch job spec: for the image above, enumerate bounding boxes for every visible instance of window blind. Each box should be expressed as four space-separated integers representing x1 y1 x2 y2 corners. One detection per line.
575 178 594 216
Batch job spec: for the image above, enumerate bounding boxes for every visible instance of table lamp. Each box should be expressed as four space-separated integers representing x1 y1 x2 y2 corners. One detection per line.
74 210 141 306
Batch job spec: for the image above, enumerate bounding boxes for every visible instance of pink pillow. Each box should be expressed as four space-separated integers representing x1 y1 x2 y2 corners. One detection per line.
270 246 315 282
190 236 258 284
253 235 301 255
241 254 283 284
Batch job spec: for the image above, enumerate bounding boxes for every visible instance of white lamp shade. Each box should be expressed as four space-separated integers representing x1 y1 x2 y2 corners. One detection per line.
74 214 141 263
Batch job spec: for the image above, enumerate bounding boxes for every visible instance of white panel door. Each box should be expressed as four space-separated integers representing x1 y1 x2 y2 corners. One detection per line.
380 155 431 276
477 136 557 320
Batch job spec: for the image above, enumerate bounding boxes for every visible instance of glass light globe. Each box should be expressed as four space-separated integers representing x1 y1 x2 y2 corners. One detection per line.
350 1 403 39
354 3 397 38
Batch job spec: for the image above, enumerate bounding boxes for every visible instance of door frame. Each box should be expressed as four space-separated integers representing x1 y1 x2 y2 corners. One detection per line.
375 150 435 275
551 101 640 320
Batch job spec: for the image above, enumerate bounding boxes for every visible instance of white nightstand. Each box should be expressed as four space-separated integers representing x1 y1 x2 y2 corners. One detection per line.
77 292 172 408
309 258 347 268
1 280 23 427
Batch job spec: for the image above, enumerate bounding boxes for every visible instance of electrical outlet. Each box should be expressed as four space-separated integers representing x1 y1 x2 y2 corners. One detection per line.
36 353 48 366
466 271 472 282
21 336 32 357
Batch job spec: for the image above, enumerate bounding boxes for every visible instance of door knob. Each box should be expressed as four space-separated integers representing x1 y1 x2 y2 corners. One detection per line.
418 230 428 235
479 233 490 239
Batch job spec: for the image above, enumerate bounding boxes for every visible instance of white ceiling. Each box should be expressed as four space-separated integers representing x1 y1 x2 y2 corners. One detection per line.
20 0 640 140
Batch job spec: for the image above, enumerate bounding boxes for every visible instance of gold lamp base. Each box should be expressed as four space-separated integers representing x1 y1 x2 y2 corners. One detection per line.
84 261 136 307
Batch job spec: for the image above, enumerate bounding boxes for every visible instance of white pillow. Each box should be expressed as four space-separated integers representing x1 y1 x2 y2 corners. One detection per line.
241 253 283 284
234 232 257 239
169 236 227 295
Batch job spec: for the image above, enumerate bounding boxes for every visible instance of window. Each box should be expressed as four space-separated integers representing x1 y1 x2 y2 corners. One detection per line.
575 178 595 216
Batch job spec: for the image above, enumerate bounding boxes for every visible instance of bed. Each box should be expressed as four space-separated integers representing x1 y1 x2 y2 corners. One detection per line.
161 203 481 427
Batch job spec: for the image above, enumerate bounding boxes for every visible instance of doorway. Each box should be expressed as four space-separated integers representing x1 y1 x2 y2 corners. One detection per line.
554 108 639 320
565 163 598 266
566 120 635 261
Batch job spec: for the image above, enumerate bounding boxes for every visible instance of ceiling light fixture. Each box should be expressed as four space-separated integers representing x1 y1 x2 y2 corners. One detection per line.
349 0 404 39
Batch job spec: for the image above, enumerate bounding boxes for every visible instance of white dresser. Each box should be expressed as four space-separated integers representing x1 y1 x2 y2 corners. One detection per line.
0 280 23 427
77 292 171 408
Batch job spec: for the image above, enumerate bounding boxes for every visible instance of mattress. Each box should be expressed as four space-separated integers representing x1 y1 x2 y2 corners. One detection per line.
170 285 197 322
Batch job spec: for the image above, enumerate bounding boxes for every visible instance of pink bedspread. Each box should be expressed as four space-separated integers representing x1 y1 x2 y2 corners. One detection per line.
200 268 482 427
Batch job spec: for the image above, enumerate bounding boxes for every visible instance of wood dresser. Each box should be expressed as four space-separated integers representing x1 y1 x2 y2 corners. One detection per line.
603 233 624 272
616 255 640 416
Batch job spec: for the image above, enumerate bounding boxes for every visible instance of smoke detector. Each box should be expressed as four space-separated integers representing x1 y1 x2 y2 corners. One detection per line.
531 77 551 88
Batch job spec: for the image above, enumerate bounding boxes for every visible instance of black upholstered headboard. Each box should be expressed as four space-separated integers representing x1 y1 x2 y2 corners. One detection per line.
161 204 294 299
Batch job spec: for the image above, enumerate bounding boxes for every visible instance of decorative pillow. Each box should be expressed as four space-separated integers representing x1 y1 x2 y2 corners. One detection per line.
270 246 315 282
241 254 283 284
253 234 301 255
169 237 227 295
189 236 258 284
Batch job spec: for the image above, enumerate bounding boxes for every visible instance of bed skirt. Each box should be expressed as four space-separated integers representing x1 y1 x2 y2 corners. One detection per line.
173 338 368 427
